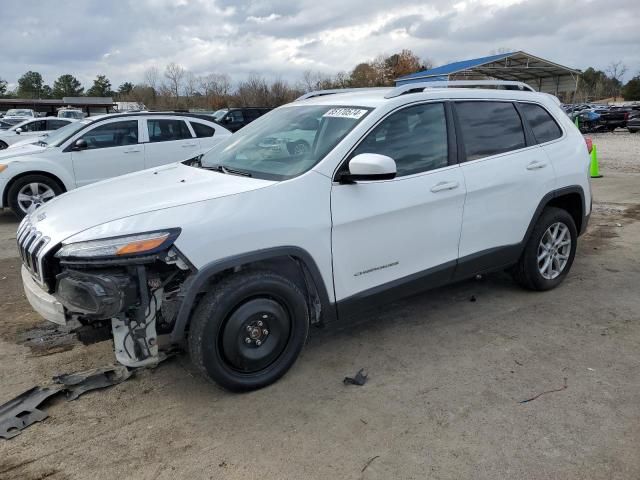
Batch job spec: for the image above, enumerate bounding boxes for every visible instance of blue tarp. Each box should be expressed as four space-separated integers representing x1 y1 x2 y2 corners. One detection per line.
395 52 516 85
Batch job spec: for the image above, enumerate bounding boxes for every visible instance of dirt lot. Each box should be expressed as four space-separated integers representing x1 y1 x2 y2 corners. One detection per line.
1 132 639 480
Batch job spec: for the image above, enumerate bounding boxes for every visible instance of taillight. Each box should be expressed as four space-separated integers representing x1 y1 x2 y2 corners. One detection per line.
584 136 593 154
624 112 629 121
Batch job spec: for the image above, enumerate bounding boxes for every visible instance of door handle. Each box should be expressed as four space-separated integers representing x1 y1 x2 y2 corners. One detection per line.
526 160 548 170
430 181 459 193
182 143 198 148
123 148 142 154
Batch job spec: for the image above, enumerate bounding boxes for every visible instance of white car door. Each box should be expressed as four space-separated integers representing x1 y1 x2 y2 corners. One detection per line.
331 102 466 309
143 117 200 168
70 118 144 187
454 100 556 276
7 119 48 145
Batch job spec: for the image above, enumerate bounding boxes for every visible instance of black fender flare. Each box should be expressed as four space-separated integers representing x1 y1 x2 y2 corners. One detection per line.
523 185 588 244
169 246 336 344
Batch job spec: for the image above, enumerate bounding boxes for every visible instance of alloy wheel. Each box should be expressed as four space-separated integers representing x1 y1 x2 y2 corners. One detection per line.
16 182 56 214
537 222 571 280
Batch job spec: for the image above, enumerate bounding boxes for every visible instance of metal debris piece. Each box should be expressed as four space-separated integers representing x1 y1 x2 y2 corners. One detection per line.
0 386 63 439
361 455 380 472
1 353 176 440
53 365 135 401
519 377 568 404
343 368 368 386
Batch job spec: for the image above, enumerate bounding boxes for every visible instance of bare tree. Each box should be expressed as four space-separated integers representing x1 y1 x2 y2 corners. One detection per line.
164 62 186 106
183 71 200 105
236 74 270 106
606 61 628 83
143 66 160 93
606 61 628 98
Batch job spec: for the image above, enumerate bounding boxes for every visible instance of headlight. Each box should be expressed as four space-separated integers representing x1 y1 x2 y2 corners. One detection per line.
55 229 180 259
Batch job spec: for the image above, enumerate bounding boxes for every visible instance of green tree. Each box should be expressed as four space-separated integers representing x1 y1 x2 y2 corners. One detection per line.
52 74 84 98
86 75 113 97
622 76 640 101
17 71 44 98
117 82 134 96
40 85 53 99
0 78 7 96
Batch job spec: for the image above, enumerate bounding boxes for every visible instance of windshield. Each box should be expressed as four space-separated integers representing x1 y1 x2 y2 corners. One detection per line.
212 109 229 121
40 119 90 147
200 105 371 180
6 109 33 117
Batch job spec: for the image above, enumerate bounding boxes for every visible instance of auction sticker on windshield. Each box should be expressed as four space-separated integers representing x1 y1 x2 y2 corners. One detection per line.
322 108 368 119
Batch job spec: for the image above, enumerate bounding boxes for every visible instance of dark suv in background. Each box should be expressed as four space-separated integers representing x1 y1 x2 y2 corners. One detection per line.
211 107 271 132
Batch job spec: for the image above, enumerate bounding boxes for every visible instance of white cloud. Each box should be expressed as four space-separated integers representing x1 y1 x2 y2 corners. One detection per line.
0 0 638 90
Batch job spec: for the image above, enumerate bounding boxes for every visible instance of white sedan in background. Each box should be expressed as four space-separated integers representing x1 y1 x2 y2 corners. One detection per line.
0 113 231 217
0 118 75 150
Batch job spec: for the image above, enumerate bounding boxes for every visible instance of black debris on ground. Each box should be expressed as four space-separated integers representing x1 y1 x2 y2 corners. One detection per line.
343 368 368 386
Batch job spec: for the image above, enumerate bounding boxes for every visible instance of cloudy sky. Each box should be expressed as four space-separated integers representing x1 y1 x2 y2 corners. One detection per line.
1 0 639 89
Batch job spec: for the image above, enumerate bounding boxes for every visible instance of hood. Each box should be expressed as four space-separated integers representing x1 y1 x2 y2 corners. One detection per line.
0 143 47 160
29 163 276 245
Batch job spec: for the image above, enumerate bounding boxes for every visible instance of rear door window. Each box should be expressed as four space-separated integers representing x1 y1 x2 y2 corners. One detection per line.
147 119 193 142
455 101 526 161
47 119 70 130
519 103 563 144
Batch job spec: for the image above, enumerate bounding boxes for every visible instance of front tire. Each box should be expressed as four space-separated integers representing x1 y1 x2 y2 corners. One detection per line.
7 174 63 219
188 270 309 392
0 141 8 150
512 207 577 291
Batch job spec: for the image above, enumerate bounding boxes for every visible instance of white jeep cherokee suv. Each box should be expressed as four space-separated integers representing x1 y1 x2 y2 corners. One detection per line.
0 113 231 218
17 82 591 391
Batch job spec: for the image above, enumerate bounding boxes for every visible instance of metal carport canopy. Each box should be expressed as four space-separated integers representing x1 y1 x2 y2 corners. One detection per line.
395 51 580 95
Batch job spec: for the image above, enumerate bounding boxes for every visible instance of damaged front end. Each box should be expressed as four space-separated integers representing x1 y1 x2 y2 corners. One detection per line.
49 229 192 368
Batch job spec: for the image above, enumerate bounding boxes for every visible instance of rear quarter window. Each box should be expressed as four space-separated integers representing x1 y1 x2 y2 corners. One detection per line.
519 103 563 144
190 121 215 138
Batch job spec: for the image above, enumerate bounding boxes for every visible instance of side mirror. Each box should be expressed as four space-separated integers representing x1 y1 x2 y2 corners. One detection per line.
15 128 22 134
340 153 396 183
73 138 88 151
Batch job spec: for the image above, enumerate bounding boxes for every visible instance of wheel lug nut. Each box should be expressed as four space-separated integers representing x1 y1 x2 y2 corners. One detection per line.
263 329 269 335
244 337 251 344
255 340 262 346
257 321 263 327
246 325 252 332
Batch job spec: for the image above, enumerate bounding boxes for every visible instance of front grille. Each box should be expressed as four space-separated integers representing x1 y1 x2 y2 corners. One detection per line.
16 219 50 284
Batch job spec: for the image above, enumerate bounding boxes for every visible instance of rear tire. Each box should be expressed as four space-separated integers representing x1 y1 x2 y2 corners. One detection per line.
512 207 577 291
188 270 309 392
7 174 63 219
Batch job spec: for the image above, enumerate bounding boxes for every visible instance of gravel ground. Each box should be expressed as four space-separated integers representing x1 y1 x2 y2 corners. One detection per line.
0 132 639 480
591 129 640 173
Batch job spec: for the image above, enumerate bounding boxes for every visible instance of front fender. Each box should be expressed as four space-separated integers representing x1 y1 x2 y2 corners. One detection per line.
1 157 75 205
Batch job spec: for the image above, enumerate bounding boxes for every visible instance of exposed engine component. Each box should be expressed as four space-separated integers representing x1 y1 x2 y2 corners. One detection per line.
112 287 162 368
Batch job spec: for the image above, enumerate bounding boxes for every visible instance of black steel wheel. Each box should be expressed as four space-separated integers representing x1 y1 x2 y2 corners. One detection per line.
188 270 309 391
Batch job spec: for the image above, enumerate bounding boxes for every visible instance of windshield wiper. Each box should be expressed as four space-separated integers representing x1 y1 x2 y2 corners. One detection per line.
206 164 252 177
